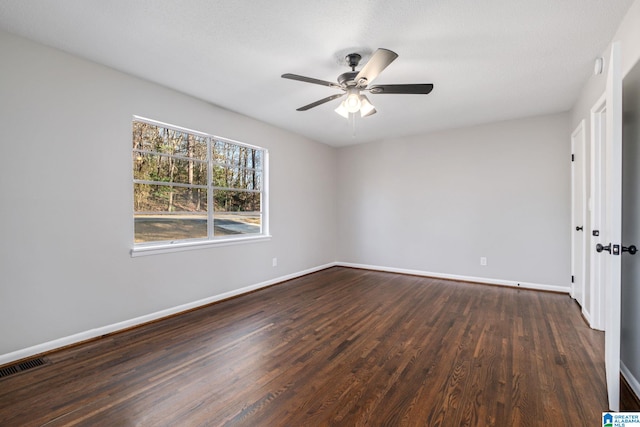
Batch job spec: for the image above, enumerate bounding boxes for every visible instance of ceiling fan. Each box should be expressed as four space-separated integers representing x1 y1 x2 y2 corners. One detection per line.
282 48 434 118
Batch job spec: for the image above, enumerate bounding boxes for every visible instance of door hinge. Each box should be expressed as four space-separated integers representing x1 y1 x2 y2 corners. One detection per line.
571 275 575 283
571 154 575 162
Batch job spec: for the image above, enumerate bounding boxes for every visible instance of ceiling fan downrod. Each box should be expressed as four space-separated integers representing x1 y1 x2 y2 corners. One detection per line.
346 53 362 71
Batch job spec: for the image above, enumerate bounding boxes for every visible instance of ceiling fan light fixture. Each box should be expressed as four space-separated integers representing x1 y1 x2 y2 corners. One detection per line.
344 89 361 113
335 102 350 118
359 96 375 117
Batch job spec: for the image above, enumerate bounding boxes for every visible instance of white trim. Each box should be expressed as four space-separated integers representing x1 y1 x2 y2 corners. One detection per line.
0 261 570 366
582 308 592 327
622 361 640 405
0 262 337 366
133 148 209 164
131 234 272 257
336 262 570 293
207 136 214 239
262 150 270 236
133 179 208 189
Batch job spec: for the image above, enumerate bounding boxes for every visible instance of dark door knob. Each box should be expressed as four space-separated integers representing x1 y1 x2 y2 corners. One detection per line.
576 226 584 231
596 243 611 254
623 245 638 255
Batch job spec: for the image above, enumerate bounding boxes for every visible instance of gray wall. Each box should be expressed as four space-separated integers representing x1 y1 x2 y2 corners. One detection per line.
336 113 571 288
0 30 337 356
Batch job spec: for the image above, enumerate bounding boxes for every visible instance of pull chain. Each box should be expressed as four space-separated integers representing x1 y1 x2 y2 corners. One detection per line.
350 113 356 138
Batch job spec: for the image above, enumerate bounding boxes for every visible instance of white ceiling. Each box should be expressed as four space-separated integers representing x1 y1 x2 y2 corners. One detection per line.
0 1 634 146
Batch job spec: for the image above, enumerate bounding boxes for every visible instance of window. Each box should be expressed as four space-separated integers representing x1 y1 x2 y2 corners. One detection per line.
132 117 268 253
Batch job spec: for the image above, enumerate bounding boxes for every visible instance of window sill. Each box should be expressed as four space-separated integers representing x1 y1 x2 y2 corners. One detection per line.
130 235 272 257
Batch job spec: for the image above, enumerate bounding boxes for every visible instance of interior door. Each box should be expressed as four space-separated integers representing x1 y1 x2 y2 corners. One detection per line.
621 56 640 411
590 94 607 332
571 121 587 308
604 41 622 413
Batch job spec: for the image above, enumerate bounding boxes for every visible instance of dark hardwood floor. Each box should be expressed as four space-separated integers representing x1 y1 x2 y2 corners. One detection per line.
0 267 610 426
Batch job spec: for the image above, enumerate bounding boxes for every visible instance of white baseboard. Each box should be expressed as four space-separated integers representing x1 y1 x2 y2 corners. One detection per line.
582 307 593 326
336 262 570 293
0 262 337 366
0 261 569 366
622 360 640 403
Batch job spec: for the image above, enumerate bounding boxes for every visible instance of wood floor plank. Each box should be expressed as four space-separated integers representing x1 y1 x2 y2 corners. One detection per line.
0 267 608 426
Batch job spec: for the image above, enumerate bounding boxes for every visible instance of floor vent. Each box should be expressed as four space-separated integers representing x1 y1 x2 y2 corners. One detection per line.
0 357 49 379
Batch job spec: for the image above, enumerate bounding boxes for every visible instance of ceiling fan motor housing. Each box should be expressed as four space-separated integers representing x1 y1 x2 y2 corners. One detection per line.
338 71 359 87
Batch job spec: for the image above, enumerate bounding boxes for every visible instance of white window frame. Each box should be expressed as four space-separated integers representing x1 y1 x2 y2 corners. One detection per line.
131 116 269 257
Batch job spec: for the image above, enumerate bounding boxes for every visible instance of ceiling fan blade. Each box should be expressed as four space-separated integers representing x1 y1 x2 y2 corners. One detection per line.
355 48 398 86
296 93 344 111
368 84 434 94
282 73 341 89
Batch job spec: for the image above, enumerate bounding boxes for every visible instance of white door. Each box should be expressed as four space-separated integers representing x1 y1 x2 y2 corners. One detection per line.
590 93 607 332
571 121 587 308
621 56 640 411
604 41 622 413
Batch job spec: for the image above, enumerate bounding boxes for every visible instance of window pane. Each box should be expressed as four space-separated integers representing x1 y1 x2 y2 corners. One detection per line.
135 215 207 243
251 150 263 170
133 121 161 152
214 190 260 212
214 213 261 236
213 140 237 166
213 140 263 169
170 132 207 159
133 122 207 160
134 152 207 185
134 184 207 213
213 165 262 190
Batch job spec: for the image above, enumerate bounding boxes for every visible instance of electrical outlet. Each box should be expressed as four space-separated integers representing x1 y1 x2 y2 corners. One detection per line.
480 257 487 266
272 257 278 267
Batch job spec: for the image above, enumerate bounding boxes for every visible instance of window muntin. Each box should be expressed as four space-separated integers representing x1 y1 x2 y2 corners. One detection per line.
133 118 267 246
